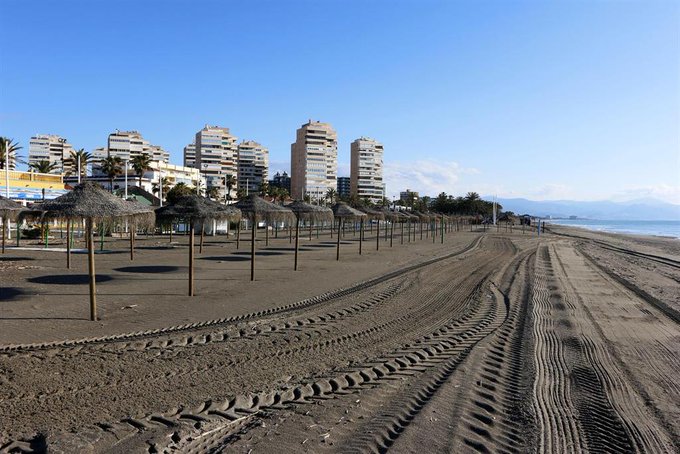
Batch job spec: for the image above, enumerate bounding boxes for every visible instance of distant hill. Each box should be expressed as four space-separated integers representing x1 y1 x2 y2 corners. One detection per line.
491 197 680 221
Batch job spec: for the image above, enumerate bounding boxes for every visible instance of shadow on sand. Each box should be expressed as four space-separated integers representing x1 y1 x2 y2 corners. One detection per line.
114 265 181 273
28 274 114 285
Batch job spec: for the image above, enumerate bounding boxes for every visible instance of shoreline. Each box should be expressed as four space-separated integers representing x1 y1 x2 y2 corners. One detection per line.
545 219 679 240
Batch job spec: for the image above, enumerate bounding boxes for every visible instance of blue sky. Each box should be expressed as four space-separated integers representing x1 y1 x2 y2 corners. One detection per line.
1 0 678 203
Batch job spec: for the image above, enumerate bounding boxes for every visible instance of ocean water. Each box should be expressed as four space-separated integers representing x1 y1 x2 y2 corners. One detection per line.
547 219 680 239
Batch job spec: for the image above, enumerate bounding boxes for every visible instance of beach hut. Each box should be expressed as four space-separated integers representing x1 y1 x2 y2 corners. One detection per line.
235 195 294 281
38 182 154 321
0 196 23 254
156 194 241 296
331 202 366 260
287 200 333 270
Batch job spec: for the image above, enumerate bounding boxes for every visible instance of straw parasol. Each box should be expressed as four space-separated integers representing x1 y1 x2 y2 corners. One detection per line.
156 194 241 296
123 198 157 261
38 182 154 321
411 211 431 240
0 196 24 254
235 195 294 281
331 202 366 260
358 207 385 252
287 200 333 270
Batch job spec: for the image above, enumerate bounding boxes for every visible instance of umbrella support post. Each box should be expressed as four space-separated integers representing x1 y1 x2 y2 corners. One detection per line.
441 219 444 244
16 220 21 247
86 219 97 321
408 221 411 243
99 223 104 251
265 222 269 246
359 219 363 255
250 219 256 281
400 222 404 245
237 221 240 249
275 224 278 239
189 222 195 296
66 219 71 268
309 223 312 241
376 220 380 251
289 225 292 244
1 216 5 254
130 227 134 261
336 219 342 260
199 223 204 254
420 222 423 240
294 218 300 270
390 222 394 247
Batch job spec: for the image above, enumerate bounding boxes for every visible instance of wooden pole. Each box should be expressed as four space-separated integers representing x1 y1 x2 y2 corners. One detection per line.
441 217 444 244
66 219 71 268
376 219 380 251
400 222 404 245
129 222 135 261
250 217 256 281
1 216 5 254
189 221 195 296
336 218 342 260
359 219 363 255
309 222 313 241
407 220 411 243
86 218 97 321
265 221 269 246
294 217 300 271
390 220 394 247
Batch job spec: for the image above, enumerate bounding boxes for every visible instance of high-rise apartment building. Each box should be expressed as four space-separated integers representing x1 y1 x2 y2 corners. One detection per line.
350 137 385 204
98 130 169 163
183 143 196 168
28 134 74 174
237 140 269 195
290 120 338 201
195 125 238 195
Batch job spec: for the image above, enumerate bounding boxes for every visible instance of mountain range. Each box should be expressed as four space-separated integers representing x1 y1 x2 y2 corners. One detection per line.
491 197 680 221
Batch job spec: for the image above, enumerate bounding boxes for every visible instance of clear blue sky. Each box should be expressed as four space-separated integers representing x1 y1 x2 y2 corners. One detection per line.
1 0 678 203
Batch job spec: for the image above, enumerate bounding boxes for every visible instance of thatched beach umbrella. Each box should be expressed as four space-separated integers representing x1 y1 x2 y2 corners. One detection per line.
124 198 156 261
331 202 366 260
0 196 23 254
412 211 430 240
235 195 294 281
198 200 240 253
156 194 240 296
39 182 153 321
358 207 384 252
287 200 333 270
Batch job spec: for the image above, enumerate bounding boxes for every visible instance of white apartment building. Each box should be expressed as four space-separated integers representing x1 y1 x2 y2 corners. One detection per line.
237 140 269 195
71 161 205 198
28 134 74 174
94 130 170 163
195 125 239 197
183 143 196 168
290 120 337 201
350 137 385 204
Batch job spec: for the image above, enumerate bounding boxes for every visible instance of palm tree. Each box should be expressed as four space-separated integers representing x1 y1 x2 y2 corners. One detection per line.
223 174 236 201
276 187 289 204
259 180 270 197
29 160 58 174
326 188 337 205
65 149 92 180
152 177 171 198
100 156 124 193
0 138 24 170
131 153 153 187
205 186 220 200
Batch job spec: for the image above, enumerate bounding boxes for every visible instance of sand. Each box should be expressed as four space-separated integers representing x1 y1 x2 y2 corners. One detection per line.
0 224 678 453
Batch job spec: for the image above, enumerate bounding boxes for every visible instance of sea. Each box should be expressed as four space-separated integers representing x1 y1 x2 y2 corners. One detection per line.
546 219 680 239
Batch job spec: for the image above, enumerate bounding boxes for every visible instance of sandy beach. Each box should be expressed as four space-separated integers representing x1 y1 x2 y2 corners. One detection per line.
1 225 678 453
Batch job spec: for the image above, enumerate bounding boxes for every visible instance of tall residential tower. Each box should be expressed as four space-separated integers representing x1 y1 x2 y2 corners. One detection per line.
350 137 385 204
195 125 238 195
290 120 337 201
28 134 74 174
237 140 269 195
